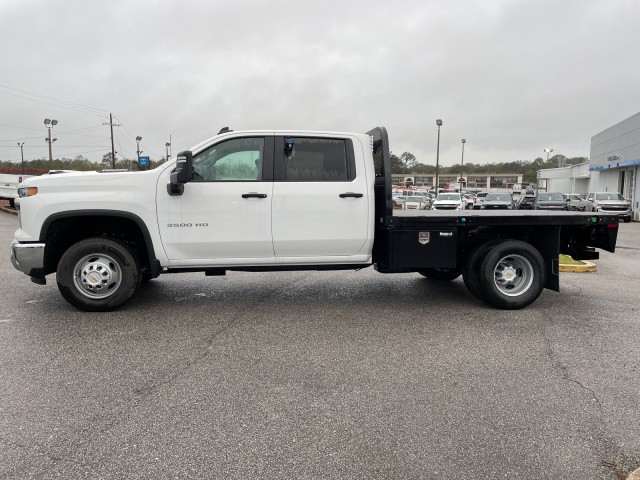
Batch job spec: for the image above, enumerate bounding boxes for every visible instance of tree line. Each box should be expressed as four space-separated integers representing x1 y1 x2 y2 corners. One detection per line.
1 152 586 184
0 154 167 175
391 152 587 184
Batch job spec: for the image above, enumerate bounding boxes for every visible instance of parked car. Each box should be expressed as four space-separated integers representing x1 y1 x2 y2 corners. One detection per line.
0 173 33 208
461 193 475 209
564 193 589 211
481 192 514 210
393 190 431 210
431 192 464 211
535 192 567 211
472 191 489 210
404 192 431 210
517 194 536 210
586 192 632 222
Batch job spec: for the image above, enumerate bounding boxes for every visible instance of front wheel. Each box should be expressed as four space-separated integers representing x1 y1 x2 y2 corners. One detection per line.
419 267 462 281
478 240 545 309
56 238 141 311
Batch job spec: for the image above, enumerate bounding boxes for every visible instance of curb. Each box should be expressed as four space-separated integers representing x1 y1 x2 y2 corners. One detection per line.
0 206 17 215
559 260 596 272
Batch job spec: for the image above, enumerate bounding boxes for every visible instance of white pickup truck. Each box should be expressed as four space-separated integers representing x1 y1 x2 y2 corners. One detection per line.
10 127 620 312
0 173 32 208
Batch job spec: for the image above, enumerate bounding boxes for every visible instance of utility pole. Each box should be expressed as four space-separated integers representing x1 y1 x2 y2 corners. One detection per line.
17 142 25 174
165 135 172 162
460 138 466 191
103 113 120 169
435 119 443 194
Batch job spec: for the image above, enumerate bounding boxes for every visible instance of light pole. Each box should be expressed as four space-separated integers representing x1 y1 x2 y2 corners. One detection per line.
136 136 142 168
17 142 25 174
544 148 553 162
44 118 58 166
460 138 466 191
165 141 171 162
435 119 443 194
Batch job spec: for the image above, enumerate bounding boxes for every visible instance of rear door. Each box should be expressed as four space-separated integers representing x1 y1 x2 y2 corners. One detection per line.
271 134 370 260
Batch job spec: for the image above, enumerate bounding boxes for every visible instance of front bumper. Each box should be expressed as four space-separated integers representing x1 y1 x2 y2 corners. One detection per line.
10 239 46 276
599 208 632 218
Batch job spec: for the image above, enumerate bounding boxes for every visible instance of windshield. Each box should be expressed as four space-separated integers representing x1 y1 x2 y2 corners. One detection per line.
485 194 511 201
537 193 564 201
437 193 461 201
595 193 625 201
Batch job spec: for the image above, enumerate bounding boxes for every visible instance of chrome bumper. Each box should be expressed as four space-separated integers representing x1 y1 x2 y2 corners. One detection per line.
10 239 45 276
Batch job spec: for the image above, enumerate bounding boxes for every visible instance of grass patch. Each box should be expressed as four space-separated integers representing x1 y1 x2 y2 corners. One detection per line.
559 254 584 265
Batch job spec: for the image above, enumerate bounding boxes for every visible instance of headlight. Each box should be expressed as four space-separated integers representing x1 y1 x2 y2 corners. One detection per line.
18 187 38 198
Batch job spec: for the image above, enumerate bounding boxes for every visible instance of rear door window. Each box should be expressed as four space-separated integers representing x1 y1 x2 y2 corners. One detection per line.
275 137 355 182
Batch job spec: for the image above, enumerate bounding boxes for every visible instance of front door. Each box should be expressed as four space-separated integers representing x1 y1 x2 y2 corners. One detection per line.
157 136 275 265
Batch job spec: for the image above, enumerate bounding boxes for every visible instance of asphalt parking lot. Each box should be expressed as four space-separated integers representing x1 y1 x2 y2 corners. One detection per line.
1 211 639 479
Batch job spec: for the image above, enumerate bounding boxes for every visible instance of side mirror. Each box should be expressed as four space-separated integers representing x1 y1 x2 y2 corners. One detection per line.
167 150 194 196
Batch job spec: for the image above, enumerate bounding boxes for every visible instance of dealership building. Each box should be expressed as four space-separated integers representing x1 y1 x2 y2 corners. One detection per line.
391 173 523 191
537 111 639 221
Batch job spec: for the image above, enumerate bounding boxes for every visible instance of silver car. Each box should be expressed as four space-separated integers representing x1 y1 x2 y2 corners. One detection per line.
564 193 589 211
586 192 632 222
481 192 514 210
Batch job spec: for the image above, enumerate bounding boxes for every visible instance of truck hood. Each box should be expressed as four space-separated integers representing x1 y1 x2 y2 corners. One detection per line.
22 168 162 190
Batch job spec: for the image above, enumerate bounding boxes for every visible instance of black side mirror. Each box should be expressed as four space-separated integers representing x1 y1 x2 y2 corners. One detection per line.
167 150 194 196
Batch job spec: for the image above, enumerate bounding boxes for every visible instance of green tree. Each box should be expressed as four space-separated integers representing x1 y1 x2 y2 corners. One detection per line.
400 152 417 171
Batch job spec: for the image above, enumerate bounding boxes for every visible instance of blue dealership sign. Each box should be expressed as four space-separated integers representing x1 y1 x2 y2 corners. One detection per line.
138 156 149 168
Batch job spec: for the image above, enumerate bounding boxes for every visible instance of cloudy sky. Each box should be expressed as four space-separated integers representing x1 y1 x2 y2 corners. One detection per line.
0 0 638 167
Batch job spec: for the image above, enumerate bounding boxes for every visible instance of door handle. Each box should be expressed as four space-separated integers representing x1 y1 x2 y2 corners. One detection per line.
339 192 363 198
242 193 267 199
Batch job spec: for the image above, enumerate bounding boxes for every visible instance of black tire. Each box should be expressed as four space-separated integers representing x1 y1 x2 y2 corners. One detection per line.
462 239 507 301
418 267 462 281
56 237 141 311
478 240 545 310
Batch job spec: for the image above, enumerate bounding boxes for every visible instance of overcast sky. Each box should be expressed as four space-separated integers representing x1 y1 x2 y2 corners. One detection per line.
1 0 638 167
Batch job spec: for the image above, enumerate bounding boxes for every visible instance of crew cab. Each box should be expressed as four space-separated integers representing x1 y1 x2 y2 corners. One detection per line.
10 127 619 312
586 192 632 222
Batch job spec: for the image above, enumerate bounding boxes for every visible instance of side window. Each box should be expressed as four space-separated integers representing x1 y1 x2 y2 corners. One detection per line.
284 137 353 182
193 137 264 182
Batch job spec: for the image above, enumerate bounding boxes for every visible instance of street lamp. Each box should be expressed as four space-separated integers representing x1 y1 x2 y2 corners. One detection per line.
44 118 58 165
136 136 142 167
460 138 466 190
544 148 553 162
435 119 443 194
17 142 25 174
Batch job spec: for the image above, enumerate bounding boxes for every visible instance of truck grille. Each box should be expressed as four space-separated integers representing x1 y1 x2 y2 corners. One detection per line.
601 206 628 211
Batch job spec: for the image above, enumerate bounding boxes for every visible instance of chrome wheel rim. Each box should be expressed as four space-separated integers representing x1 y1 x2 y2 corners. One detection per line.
492 254 534 297
73 253 122 299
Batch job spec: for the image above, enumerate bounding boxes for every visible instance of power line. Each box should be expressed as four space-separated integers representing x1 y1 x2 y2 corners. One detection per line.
0 88 108 119
0 84 110 115
113 115 160 158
